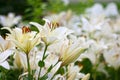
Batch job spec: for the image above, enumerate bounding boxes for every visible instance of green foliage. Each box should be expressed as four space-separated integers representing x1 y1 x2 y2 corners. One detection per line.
24 0 47 23
78 58 93 74
39 74 48 80
0 66 22 80
25 0 94 23
47 0 67 13
47 65 53 72
57 67 65 75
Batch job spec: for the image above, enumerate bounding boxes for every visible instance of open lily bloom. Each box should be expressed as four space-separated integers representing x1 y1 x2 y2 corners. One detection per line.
30 19 73 45
6 27 40 54
58 37 88 66
0 13 21 27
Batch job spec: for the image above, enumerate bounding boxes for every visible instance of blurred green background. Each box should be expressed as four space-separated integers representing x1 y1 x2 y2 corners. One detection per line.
0 0 120 22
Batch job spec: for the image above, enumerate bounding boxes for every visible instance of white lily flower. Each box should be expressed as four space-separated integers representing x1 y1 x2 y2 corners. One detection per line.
58 37 88 66
85 3 104 16
6 27 40 54
79 40 107 65
105 3 119 17
0 13 21 27
30 19 73 45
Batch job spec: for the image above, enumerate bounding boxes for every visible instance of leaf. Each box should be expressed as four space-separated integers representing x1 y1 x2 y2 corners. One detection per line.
57 67 65 75
39 74 48 80
47 65 53 72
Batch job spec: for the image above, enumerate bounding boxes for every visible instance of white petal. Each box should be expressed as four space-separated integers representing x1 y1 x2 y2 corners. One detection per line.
0 61 10 69
29 22 43 32
0 50 13 63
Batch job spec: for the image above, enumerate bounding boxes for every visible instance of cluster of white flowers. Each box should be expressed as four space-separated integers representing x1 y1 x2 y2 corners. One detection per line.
0 2 120 80
0 15 90 80
43 2 120 78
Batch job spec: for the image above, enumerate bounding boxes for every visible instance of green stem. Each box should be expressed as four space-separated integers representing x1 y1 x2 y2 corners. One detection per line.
42 45 48 60
115 69 118 80
93 72 96 80
92 64 97 80
26 54 31 80
38 45 48 80
43 61 59 77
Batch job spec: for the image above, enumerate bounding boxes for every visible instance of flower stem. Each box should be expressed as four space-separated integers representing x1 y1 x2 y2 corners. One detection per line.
44 61 59 77
115 69 118 80
26 54 31 80
38 45 48 80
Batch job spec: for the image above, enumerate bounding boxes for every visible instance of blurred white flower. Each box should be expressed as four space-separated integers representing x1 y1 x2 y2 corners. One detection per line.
81 15 106 33
103 45 120 70
105 2 119 17
62 0 70 5
0 13 21 27
79 40 107 65
85 2 119 17
85 3 104 16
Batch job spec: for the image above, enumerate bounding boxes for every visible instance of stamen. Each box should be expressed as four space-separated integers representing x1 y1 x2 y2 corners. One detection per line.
47 22 60 30
22 26 31 34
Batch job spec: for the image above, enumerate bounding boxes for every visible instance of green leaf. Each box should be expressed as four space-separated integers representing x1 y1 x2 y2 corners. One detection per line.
39 74 48 80
47 65 53 72
38 60 45 68
57 67 65 75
